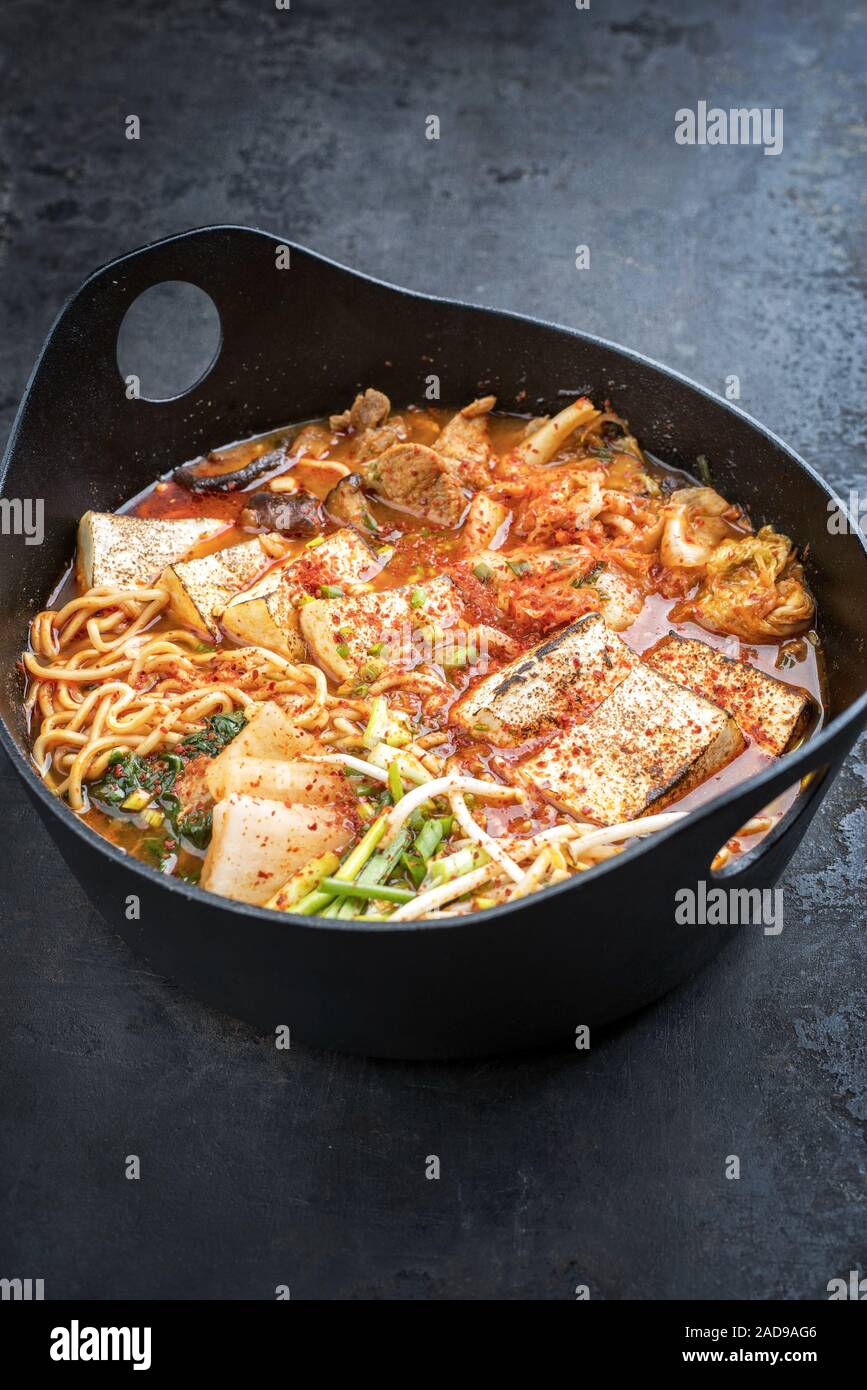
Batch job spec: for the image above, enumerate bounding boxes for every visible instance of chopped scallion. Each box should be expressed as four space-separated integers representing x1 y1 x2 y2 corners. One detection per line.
362 695 389 750
321 878 415 904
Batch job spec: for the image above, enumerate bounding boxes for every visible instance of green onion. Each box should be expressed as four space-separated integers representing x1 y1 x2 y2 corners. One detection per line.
368 641 384 656
388 761 404 802
362 695 389 750
357 851 388 884
473 561 493 582
320 584 344 599
293 887 335 916
380 825 411 877
360 657 386 681
338 814 388 881
414 817 444 862
402 851 426 887
428 846 489 886
336 643 351 659
410 586 426 609
305 535 325 549
122 788 152 812
572 562 603 589
321 878 415 905
507 559 531 577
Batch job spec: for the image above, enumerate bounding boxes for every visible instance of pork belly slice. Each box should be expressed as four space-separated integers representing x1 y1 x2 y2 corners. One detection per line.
299 574 463 682
644 632 814 756
159 538 278 637
77 511 226 589
517 663 746 825
451 612 638 745
221 528 375 660
363 442 469 527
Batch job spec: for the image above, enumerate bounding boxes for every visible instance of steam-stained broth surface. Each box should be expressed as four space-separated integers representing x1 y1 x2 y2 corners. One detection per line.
25 393 823 914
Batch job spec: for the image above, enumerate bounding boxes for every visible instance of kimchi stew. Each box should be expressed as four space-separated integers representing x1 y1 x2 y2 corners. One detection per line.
23 390 823 919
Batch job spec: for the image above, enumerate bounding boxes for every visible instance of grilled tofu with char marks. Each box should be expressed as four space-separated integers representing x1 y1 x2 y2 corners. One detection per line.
77 511 226 589
644 632 815 755
451 612 638 745
518 662 746 825
221 528 376 659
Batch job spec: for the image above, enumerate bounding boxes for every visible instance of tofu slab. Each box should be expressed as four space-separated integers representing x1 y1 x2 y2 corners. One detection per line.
221 528 375 660
300 574 463 681
160 538 276 637
643 633 814 756
77 511 225 589
518 663 746 825
451 612 638 745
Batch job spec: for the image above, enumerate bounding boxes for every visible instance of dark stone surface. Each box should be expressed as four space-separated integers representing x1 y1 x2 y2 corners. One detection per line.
0 0 864 1299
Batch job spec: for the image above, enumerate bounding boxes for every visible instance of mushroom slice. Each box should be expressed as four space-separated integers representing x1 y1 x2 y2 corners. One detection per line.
174 444 289 493
324 473 380 535
240 489 324 537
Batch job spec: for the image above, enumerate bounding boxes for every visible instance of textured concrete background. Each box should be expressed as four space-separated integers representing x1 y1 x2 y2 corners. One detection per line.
0 0 865 1299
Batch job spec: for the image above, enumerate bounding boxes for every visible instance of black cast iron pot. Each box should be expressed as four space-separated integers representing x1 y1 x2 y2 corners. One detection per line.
1 226 865 1058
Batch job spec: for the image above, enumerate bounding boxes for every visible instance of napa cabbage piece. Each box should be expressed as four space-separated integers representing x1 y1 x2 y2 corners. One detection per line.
510 398 600 466
660 486 742 572
460 492 510 551
674 526 814 642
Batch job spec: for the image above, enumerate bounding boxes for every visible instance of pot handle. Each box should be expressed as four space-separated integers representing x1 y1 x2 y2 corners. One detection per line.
12 226 296 423
668 717 859 876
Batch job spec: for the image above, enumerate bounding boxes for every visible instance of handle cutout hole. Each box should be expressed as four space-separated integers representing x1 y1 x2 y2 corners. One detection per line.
710 768 826 879
116 281 221 402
